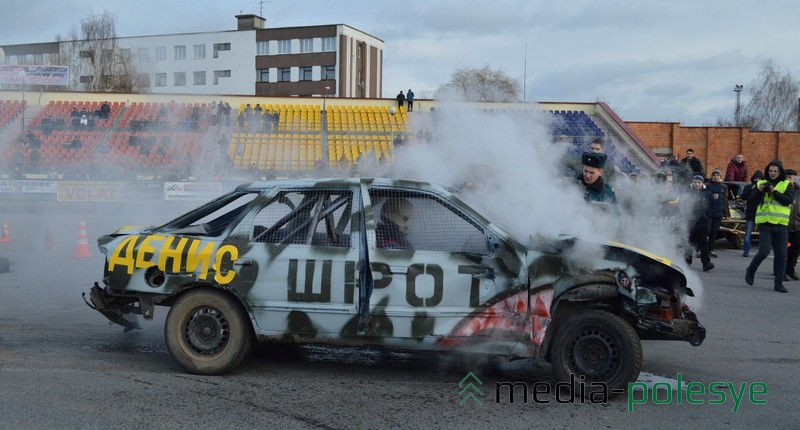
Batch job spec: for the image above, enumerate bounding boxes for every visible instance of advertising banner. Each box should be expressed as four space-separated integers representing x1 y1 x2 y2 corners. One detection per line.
58 181 126 202
0 65 69 86
164 182 223 201
0 179 58 200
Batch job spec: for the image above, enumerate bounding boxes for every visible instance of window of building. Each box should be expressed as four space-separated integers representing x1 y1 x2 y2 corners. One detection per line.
279 67 291 82
213 70 231 85
322 37 336 51
278 40 291 54
79 50 94 60
154 73 167 87
193 71 206 85
257 68 269 83
257 41 269 55
155 47 167 61
120 48 131 60
300 38 313 53
301 66 312 81
213 43 231 58
174 72 186 86
323 65 336 80
174 45 186 60
138 47 150 61
101 50 113 63
79 75 93 84
193 44 206 59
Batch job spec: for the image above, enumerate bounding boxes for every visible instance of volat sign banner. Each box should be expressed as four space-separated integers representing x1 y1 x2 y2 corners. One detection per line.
0 65 69 86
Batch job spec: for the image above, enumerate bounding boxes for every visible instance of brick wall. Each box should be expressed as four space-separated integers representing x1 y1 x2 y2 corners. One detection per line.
628 121 800 177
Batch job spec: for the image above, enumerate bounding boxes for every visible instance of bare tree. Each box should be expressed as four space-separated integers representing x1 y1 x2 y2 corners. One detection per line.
435 65 521 102
731 61 800 131
57 10 147 92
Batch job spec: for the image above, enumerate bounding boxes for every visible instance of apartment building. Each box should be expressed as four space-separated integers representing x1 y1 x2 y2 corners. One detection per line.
0 14 384 99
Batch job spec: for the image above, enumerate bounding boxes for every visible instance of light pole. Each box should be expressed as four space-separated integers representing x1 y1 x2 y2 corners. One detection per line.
389 106 396 147
734 84 743 126
322 86 330 112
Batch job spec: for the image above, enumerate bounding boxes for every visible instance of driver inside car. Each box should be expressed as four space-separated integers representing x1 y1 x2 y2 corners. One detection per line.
375 198 415 250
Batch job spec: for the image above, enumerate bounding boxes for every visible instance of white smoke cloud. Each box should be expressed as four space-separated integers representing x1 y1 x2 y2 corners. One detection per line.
383 103 704 308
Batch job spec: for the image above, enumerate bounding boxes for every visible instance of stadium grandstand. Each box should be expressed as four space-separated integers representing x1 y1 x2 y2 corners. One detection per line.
0 91 659 183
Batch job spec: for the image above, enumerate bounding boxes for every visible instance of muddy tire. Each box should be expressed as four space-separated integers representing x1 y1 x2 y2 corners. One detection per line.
165 289 253 375
550 310 641 393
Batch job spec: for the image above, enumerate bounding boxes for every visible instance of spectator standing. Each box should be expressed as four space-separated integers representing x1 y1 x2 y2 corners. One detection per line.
396 91 405 109
406 89 415 112
784 169 800 280
677 149 705 185
725 154 748 182
745 160 795 293
683 175 715 271
705 169 729 257
740 170 764 257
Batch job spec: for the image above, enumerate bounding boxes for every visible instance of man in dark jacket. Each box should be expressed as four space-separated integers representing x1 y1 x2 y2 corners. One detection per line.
577 152 616 205
740 170 764 257
676 148 705 186
725 154 748 182
683 175 715 271
784 169 800 280
745 159 796 293
705 169 729 257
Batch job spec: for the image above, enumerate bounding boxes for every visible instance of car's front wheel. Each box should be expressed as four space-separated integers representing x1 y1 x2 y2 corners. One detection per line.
165 289 252 375
550 310 641 393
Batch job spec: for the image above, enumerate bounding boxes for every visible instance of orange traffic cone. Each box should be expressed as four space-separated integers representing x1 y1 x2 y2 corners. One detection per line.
44 227 55 251
0 219 11 243
73 218 91 259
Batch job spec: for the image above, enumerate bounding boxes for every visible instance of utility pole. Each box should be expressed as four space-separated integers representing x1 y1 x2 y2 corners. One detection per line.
734 85 743 126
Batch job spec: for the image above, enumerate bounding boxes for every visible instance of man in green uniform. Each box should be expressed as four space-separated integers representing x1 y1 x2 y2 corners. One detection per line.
578 151 617 204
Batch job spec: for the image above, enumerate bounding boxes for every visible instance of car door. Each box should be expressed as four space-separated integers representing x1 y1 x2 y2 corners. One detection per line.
363 185 526 350
228 185 361 338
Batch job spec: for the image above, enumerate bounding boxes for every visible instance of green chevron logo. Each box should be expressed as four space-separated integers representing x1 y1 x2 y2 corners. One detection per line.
459 372 483 405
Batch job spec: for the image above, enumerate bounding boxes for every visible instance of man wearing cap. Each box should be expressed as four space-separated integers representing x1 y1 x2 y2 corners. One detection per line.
578 151 616 204
683 175 715 271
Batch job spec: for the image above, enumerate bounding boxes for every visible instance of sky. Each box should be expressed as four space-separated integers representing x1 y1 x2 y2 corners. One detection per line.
1 0 798 125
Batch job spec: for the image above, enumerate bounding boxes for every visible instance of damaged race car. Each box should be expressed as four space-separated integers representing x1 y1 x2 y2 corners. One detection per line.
85 178 704 391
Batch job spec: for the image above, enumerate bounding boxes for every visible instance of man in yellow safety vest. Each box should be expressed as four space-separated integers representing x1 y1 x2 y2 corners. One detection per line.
745 160 796 293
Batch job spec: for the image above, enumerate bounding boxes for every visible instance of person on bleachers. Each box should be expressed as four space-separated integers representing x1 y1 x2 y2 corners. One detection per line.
396 91 405 109
65 136 82 150
237 111 246 130
100 101 111 119
29 148 40 172
223 102 232 127
28 134 41 149
70 107 80 119
42 115 55 136
210 101 218 126
407 89 415 112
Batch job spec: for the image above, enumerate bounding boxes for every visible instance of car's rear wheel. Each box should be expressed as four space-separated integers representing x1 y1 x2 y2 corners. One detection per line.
165 289 252 375
550 310 641 393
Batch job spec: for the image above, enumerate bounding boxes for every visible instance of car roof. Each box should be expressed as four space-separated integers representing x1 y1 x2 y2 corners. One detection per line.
234 177 453 194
